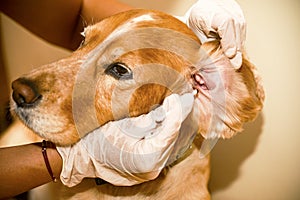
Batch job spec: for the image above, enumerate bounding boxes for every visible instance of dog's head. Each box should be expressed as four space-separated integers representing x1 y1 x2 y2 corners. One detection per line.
11 9 264 146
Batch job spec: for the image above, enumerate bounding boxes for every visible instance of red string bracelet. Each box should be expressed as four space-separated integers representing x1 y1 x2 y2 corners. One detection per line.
41 140 57 182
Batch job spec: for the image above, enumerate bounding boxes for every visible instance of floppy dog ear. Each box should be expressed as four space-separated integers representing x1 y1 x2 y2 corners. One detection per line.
192 41 264 139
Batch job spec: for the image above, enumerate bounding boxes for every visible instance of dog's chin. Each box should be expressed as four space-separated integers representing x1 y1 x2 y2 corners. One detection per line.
39 129 80 146
12 108 80 146
33 127 80 146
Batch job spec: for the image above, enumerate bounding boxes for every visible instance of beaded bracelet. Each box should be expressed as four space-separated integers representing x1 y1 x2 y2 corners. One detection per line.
41 140 57 182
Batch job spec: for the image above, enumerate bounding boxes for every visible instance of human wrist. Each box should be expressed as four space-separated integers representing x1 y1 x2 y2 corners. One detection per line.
47 143 63 179
34 141 63 181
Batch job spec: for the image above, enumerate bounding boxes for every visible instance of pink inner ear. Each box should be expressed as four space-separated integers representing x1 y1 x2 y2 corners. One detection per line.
192 73 208 91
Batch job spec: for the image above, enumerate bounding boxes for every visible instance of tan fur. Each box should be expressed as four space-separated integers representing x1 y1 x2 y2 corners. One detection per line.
10 9 264 199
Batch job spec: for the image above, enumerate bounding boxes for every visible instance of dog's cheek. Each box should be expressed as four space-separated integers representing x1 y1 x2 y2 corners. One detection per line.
60 93 76 125
40 90 80 145
94 78 115 125
129 84 170 117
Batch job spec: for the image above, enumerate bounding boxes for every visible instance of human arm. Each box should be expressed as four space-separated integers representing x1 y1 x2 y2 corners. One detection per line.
0 0 132 50
0 142 62 199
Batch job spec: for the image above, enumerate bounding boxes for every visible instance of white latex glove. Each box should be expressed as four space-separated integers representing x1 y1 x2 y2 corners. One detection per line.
182 0 246 69
57 93 197 187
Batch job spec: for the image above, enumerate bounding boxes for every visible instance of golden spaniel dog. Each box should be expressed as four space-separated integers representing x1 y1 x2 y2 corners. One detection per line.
10 9 264 200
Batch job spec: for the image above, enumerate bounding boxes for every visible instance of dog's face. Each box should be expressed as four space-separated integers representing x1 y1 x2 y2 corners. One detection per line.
10 10 200 145
11 10 264 146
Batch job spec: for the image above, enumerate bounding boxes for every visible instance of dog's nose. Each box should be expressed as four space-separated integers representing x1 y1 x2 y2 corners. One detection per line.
12 78 41 107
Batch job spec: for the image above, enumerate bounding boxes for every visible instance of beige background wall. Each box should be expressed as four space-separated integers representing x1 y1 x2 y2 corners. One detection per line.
1 0 300 199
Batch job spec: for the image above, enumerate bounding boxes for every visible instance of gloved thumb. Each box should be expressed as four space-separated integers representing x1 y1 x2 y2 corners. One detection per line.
218 19 243 69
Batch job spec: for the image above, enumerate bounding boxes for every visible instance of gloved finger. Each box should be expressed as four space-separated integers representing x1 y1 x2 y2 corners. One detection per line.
218 18 237 59
186 5 215 43
218 1 246 69
227 17 246 69
166 93 195 121
229 51 243 69
218 18 245 70
144 93 194 141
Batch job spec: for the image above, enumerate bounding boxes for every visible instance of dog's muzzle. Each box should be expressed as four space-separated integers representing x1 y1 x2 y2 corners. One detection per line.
12 78 41 108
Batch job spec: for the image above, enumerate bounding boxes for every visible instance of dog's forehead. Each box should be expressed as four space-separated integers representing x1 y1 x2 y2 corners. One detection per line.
79 10 202 71
85 13 154 35
82 11 155 44
82 10 199 50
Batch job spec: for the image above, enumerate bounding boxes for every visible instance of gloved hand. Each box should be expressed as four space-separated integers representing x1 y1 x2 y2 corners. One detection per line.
181 0 246 69
57 93 197 187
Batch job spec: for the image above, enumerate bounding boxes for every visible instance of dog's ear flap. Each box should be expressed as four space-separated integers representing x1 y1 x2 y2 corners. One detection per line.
192 41 264 139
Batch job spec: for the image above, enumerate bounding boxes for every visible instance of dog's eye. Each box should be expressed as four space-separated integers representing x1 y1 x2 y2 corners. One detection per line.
105 62 132 80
